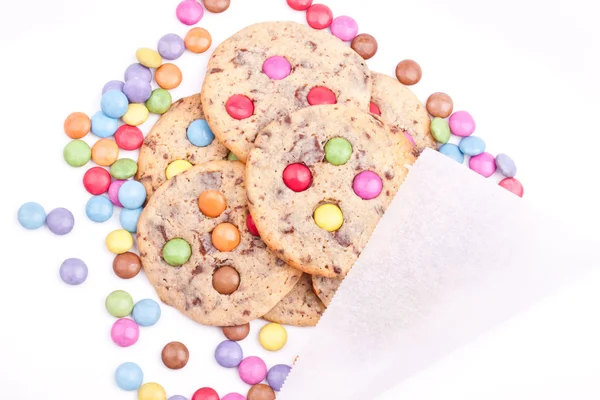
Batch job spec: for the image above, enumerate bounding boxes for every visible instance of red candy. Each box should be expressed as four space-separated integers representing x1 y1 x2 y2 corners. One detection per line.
369 102 381 115
114 125 144 151
287 0 313 10
307 86 337 105
246 214 260 236
192 387 220 400
283 163 312 192
306 4 333 29
226 95 254 120
83 167 111 195
499 177 524 197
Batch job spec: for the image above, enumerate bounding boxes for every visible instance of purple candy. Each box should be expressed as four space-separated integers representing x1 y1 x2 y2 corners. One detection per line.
222 394 245 400
352 171 383 200
158 33 185 60
168 396 188 400
267 364 291 392
59 258 88 285
123 77 152 103
46 207 75 235
108 180 126 207
124 63 152 82
215 340 243 368
238 356 267 385
102 80 124 95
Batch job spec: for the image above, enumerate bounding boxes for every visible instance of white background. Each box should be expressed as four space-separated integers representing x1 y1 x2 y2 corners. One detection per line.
0 0 599 399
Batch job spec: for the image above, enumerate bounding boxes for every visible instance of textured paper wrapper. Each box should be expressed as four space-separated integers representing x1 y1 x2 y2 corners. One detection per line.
279 149 596 400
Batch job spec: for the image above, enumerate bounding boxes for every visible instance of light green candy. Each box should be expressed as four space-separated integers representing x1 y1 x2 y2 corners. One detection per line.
146 89 172 115
63 140 91 167
430 117 451 144
105 290 134 317
227 152 239 161
162 238 192 267
324 137 353 166
110 158 138 179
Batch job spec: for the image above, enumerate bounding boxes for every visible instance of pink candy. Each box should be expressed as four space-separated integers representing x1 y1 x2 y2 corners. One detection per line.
108 180 126 207
469 152 496 177
353 171 383 200
238 356 267 385
176 0 204 25
222 394 246 400
262 56 291 80
111 318 139 347
330 16 359 41
449 111 476 137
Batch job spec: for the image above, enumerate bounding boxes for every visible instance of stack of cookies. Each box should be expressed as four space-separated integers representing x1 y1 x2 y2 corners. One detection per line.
136 21 434 328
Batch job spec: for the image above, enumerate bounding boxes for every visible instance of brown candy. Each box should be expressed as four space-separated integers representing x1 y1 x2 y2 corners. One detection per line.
426 92 454 118
161 341 189 370
203 0 230 13
112 252 142 279
247 384 276 400
212 266 240 295
395 59 422 86
350 33 378 60
222 323 250 341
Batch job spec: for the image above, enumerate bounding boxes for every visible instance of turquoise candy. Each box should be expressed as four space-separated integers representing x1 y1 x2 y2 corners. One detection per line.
438 143 464 163
458 136 486 156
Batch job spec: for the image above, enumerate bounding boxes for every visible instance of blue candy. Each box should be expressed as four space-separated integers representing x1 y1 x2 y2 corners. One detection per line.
115 362 143 391
85 196 114 223
459 136 486 156
118 181 146 210
18 202 46 229
187 119 215 147
132 299 161 327
120 207 143 233
101 90 129 119
438 143 464 163
91 111 119 138
495 153 517 178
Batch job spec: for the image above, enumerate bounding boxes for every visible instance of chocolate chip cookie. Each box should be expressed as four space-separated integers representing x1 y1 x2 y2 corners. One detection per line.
136 94 229 198
245 105 416 278
263 274 326 327
311 275 340 307
201 21 372 163
137 160 302 326
369 72 436 155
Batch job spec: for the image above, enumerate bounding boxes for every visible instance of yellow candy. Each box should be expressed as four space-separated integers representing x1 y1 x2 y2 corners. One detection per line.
106 229 134 254
313 204 344 232
165 160 193 180
122 104 149 126
259 322 288 351
138 382 166 400
136 48 163 69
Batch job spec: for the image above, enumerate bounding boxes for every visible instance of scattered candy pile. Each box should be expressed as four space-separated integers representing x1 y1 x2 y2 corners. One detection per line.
15 0 525 399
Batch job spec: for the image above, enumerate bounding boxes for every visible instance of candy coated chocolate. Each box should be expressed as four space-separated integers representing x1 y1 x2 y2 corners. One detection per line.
113 252 142 279
351 33 378 60
247 384 275 400
495 153 517 177
267 364 291 391
157 33 185 60
192 388 219 400
222 323 250 341
353 171 383 200
469 152 496 177
306 4 333 29
330 16 358 41
204 0 230 13
282 163 312 192
458 136 486 156
162 341 190 369
238 356 267 385
499 177 524 197
287 0 312 10
307 86 336 105
438 143 464 164
395 59 422 85
449 110 476 137
426 92 453 118
262 56 291 80
59 258 88 285
226 95 254 119
46 207 75 235
214 340 244 368
213 266 241 295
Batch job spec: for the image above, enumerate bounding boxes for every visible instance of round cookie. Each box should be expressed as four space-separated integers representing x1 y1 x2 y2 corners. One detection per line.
136 94 229 198
201 21 372 163
369 72 436 155
246 105 416 278
263 274 326 327
312 275 341 307
137 160 302 326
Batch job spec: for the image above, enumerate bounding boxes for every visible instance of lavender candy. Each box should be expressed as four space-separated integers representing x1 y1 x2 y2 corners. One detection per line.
123 77 152 103
46 207 74 235
59 258 88 285
267 364 291 391
496 153 517 178
102 80 124 94
124 63 152 82
158 33 185 60
214 340 243 368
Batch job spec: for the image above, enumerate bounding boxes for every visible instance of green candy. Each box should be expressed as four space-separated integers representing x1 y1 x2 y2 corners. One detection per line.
63 140 91 167
105 290 134 317
430 117 451 144
146 89 172 115
162 238 192 266
110 158 138 179
227 152 239 161
324 137 353 166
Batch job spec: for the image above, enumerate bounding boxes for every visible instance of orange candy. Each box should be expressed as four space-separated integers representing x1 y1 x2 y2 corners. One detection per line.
212 223 240 252
198 190 227 218
91 139 119 166
64 112 91 139
155 63 183 90
185 27 212 54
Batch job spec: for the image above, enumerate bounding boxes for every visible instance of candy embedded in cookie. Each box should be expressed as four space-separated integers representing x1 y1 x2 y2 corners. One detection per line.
246 105 415 278
201 21 372 162
137 161 302 326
